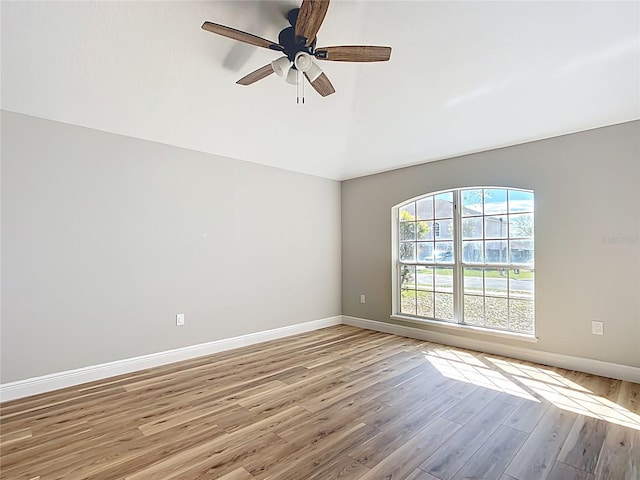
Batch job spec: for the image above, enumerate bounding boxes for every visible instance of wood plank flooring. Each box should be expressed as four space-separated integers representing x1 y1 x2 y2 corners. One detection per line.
1 325 639 479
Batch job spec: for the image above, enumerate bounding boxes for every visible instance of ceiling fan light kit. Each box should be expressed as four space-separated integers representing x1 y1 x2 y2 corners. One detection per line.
305 62 323 84
294 52 313 72
271 56 292 77
201 0 392 98
295 52 323 83
286 68 299 85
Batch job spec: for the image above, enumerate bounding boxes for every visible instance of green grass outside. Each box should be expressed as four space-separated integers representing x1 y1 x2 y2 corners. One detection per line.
421 268 533 280
462 268 533 280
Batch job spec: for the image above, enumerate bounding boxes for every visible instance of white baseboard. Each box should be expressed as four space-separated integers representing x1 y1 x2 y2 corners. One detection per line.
0 316 342 402
3 314 637 403
343 316 640 384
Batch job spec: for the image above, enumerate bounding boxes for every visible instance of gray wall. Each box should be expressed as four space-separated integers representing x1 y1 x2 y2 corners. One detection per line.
342 121 640 368
3 112 638 383
1 111 341 383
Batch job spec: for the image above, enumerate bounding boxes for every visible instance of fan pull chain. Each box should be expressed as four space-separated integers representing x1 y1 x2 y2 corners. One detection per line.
295 69 305 105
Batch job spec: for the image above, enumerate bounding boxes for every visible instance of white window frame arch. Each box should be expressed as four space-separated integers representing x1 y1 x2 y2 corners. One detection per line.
391 186 536 341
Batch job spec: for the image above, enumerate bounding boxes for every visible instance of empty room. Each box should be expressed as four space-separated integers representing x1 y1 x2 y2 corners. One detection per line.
1 1 639 479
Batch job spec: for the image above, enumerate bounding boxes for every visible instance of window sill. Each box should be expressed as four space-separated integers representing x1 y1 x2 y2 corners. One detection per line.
389 315 539 343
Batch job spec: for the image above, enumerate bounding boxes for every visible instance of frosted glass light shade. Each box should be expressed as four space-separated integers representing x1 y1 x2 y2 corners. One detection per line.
305 62 323 83
286 68 298 85
294 52 313 72
271 56 291 77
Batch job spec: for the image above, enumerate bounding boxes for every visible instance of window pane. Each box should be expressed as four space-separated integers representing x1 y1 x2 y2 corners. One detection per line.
434 222 441 238
417 291 434 318
417 242 434 262
399 203 415 221
461 189 483 217
484 189 508 215
463 268 484 295
462 241 484 263
417 197 434 220
485 241 508 264
434 242 454 263
509 269 534 300
401 289 416 315
464 295 484 325
400 242 415 262
509 214 533 238
509 190 534 213
484 269 508 297
510 239 534 265
509 300 534 333
436 219 453 240
399 222 416 241
416 266 434 291
417 221 433 240
435 267 454 293
435 192 453 218
435 293 454 321
462 217 483 239
400 265 415 289
485 297 509 329
485 215 508 239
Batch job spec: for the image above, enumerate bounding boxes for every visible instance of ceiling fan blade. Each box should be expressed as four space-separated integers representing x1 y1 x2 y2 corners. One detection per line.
315 46 392 62
295 0 330 47
236 64 275 86
305 71 335 97
202 22 283 51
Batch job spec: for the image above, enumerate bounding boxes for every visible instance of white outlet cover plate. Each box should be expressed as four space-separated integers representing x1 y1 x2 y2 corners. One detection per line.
176 314 185 326
592 321 603 335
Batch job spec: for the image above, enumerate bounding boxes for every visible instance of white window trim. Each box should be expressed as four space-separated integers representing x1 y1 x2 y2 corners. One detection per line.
391 187 536 340
389 314 538 342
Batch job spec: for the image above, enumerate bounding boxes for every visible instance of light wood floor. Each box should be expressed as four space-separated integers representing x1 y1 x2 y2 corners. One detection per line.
1 325 639 480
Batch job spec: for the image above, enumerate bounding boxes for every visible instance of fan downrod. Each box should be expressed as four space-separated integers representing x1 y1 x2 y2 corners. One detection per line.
287 8 299 27
280 8 319 63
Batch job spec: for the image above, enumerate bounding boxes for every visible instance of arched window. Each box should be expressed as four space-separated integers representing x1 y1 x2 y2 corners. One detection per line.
393 187 535 336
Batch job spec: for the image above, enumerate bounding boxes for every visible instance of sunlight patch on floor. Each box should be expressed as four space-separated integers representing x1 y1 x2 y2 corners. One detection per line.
421 349 537 401
515 376 640 430
421 348 640 430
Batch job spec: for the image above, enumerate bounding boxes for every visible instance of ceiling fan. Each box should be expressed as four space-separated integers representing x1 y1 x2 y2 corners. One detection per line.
202 0 392 97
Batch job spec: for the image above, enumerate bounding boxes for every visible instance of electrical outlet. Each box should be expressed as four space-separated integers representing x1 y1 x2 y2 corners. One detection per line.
360 294 366 304
592 321 603 335
176 313 185 326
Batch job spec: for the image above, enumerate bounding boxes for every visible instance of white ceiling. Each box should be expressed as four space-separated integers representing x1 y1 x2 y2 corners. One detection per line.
2 1 639 180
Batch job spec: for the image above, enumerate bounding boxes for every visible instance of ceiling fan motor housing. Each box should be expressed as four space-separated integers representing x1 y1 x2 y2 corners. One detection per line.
278 26 316 63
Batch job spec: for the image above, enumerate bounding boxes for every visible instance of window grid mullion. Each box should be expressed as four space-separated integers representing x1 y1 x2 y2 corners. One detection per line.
453 190 464 325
